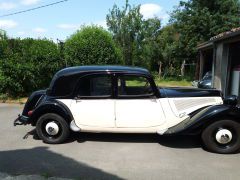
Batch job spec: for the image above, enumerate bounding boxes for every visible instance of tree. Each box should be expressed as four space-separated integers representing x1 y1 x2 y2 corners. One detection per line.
64 26 122 66
0 29 7 40
140 18 162 70
106 1 142 66
157 24 180 77
0 30 8 59
106 0 161 69
170 0 240 61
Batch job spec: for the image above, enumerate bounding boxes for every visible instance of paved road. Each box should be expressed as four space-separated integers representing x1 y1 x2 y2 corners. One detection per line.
0 103 240 180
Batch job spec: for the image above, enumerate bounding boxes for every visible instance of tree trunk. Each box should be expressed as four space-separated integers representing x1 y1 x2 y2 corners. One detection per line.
181 60 186 77
158 61 162 78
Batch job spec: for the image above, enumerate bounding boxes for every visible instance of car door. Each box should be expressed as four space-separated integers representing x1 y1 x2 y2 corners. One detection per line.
70 73 115 127
115 74 165 128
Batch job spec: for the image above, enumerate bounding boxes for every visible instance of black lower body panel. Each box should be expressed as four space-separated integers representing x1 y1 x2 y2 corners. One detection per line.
164 117 201 135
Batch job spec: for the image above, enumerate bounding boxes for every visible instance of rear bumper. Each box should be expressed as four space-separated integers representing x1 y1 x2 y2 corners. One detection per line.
14 114 30 126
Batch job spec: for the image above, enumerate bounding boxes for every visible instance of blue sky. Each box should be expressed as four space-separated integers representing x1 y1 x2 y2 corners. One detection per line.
0 0 181 41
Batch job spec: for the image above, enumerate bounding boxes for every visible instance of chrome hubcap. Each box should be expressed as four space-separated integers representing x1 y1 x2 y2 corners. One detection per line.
215 129 232 144
45 121 59 136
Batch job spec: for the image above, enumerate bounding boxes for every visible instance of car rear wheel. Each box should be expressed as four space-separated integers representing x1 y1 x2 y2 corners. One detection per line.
36 113 70 144
201 120 240 154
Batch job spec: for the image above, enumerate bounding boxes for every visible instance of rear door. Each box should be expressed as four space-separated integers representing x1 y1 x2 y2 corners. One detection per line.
115 74 165 128
70 73 115 127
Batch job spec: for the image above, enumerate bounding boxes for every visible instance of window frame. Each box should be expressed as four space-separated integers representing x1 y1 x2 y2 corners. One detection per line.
115 73 156 99
73 73 114 99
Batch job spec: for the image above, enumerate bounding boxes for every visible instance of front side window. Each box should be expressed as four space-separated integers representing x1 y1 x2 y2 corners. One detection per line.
118 75 153 96
76 74 112 97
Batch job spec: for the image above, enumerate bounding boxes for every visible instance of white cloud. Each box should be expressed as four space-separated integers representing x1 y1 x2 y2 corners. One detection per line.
21 0 40 6
140 3 165 19
0 20 18 29
57 24 80 30
0 2 17 10
17 31 26 35
33 27 47 33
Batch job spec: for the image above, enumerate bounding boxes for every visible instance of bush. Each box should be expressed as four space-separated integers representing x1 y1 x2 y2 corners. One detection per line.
0 38 61 97
64 26 122 66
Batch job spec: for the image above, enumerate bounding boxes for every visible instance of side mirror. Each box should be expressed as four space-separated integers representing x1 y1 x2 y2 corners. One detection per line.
223 95 238 106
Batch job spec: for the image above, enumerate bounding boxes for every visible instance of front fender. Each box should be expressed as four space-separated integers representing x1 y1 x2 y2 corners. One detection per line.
30 100 73 126
164 104 240 135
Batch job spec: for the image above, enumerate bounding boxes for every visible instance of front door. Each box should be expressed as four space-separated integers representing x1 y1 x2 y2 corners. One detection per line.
115 74 165 128
71 74 115 127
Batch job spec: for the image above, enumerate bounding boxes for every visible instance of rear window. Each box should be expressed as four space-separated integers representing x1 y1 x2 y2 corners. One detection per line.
50 75 78 97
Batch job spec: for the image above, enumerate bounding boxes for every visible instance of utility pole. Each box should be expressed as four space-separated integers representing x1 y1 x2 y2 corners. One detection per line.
57 39 67 67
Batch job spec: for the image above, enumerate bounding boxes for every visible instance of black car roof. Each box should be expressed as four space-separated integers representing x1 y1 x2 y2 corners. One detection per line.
55 65 150 77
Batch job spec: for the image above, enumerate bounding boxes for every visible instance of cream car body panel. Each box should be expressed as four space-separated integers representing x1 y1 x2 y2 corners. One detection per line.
58 99 115 127
115 98 165 128
57 96 223 133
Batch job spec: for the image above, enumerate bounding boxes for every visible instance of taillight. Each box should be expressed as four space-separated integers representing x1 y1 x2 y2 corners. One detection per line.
28 110 33 116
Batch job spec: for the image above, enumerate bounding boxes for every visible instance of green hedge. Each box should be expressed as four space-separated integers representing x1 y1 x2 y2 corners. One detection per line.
0 38 61 97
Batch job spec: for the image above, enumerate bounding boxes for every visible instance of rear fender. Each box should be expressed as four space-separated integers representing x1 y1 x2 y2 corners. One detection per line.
30 100 73 126
22 90 46 116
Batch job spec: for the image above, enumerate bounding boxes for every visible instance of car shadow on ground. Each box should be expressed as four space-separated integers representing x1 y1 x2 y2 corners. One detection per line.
73 132 202 149
0 146 123 180
26 128 201 149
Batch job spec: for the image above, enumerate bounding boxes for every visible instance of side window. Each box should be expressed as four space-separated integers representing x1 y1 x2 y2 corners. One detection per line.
77 75 112 97
118 75 153 96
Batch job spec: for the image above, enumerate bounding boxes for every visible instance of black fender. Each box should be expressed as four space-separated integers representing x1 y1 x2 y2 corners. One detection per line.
22 89 46 116
30 100 74 126
164 104 240 135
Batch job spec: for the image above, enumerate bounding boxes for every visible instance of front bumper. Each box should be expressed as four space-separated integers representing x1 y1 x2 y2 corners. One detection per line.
14 114 30 126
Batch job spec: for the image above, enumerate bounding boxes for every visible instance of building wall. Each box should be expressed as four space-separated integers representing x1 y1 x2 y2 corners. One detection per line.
198 33 240 97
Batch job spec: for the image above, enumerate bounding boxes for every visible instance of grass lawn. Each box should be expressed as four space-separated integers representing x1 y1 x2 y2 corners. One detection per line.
155 78 192 87
0 96 28 104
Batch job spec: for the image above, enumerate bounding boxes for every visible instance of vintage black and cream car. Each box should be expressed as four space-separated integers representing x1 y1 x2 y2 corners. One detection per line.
15 66 240 153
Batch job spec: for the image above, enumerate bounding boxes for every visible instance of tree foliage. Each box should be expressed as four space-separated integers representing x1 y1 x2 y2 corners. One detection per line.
106 1 161 69
170 0 240 60
64 26 122 66
157 25 181 76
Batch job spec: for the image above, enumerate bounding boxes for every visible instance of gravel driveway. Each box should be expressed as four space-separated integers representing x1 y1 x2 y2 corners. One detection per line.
0 103 240 180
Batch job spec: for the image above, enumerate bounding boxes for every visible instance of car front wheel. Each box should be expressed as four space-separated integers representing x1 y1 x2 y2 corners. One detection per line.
201 120 240 154
36 113 70 144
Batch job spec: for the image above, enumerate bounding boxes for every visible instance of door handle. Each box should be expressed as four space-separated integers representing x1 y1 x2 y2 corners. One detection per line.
74 96 81 102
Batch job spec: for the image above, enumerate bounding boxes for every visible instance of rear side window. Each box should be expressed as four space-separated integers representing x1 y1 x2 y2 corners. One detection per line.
117 75 153 96
51 75 78 97
76 74 112 97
